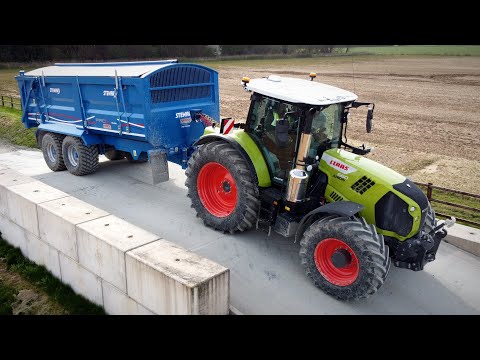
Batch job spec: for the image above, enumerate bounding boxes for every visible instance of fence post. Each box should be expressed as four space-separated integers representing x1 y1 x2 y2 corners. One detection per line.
1 95 3 107
10 96 13 109
427 182 433 201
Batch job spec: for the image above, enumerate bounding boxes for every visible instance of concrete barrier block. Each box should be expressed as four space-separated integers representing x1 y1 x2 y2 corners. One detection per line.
0 168 35 187
6 181 68 236
0 168 35 215
0 214 61 279
27 236 62 279
445 223 480 257
0 213 31 256
102 280 154 315
59 252 103 306
77 215 159 292
126 240 230 315
38 197 108 261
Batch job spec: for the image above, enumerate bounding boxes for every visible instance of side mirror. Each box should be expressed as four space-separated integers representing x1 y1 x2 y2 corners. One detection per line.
366 105 374 133
275 118 289 148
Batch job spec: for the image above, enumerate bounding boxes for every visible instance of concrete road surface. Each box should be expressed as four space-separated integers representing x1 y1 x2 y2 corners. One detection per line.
1 149 479 314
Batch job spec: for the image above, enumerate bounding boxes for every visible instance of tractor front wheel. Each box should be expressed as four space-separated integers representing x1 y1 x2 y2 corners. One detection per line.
185 141 260 234
299 215 390 301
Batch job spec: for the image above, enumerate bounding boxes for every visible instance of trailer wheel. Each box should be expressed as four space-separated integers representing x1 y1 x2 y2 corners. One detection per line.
41 133 66 172
62 136 99 176
299 215 390 301
104 149 125 161
185 141 260 234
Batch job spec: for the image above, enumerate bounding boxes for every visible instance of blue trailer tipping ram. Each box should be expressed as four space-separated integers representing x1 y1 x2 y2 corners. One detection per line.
16 60 220 183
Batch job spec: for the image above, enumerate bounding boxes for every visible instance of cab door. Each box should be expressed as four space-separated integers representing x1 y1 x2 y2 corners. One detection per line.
245 94 300 184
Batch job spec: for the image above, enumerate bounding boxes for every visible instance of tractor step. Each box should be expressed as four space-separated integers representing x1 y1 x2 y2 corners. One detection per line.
273 212 301 238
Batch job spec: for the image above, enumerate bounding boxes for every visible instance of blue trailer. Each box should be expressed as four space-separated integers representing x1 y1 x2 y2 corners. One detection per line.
16 60 220 183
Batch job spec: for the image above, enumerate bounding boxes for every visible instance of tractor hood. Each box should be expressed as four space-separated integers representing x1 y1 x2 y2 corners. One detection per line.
321 149 405 184
320 149 429 241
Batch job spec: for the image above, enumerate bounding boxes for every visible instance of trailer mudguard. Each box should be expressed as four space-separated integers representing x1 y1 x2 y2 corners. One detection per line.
36 124 103 146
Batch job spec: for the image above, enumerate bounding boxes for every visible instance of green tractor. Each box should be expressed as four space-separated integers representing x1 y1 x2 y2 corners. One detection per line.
185 73 453 300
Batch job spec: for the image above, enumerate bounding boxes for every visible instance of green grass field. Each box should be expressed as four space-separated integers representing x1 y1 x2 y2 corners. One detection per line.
0 68 23 97
346 45 480 56
199 54 377 69
0 107 36 147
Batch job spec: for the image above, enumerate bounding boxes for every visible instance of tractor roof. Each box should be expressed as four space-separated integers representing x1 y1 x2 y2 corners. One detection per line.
245 75 358 105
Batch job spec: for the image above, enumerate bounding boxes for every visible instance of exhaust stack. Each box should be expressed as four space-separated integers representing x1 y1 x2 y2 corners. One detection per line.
285 108 317 203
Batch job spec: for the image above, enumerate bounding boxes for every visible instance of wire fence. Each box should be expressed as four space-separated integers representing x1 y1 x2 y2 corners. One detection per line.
414 181 480 227
0 95 22 110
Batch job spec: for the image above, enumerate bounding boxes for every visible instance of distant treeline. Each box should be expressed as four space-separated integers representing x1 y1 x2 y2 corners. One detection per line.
0 45 344 62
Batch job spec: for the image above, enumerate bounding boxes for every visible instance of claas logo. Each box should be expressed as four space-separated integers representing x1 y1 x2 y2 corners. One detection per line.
330 160 349 171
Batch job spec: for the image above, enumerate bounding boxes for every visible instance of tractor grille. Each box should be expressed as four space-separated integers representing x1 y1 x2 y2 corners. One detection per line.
330 191 344 202
150 66 212 103
351 176 376 195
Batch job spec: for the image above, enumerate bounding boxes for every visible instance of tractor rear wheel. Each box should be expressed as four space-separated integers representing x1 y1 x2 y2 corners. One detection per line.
299 215 390 301
62 136 99 176
41 132 66 171
185 141 260 234
104 149 125 161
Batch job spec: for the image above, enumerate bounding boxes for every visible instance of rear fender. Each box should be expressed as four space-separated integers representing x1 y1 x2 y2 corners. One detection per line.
194 132 271 187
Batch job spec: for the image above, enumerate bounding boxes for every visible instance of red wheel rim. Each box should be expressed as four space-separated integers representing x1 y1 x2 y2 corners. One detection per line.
197 162 238 217
314 238 359 286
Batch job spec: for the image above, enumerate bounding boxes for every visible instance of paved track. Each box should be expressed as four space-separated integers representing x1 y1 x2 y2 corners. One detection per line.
1 149 479 314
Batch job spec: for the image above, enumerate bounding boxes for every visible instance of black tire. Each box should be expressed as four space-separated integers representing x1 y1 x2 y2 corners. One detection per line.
41 132 66 171
185 141 261 234
299 215 390 301
125 152 148 163
62 136 99 176
104 149 125 161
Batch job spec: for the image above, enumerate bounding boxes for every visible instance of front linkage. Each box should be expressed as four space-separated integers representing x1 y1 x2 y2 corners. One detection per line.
389 217 453 271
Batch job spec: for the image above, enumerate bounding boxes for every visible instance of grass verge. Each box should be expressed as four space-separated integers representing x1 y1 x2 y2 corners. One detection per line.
0 236 105 315
0 107 37 148
0 280 16 315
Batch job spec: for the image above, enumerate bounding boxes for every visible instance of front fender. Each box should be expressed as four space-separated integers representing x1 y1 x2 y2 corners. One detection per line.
294 201 365 243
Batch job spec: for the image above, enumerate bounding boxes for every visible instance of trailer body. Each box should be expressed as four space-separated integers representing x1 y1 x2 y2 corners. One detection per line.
16 60 220 168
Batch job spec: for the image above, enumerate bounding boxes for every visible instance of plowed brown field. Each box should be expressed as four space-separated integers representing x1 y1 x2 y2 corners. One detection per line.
209 56 480 193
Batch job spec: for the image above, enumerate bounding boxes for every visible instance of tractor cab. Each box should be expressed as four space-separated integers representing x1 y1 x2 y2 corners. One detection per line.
243 75 373 186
